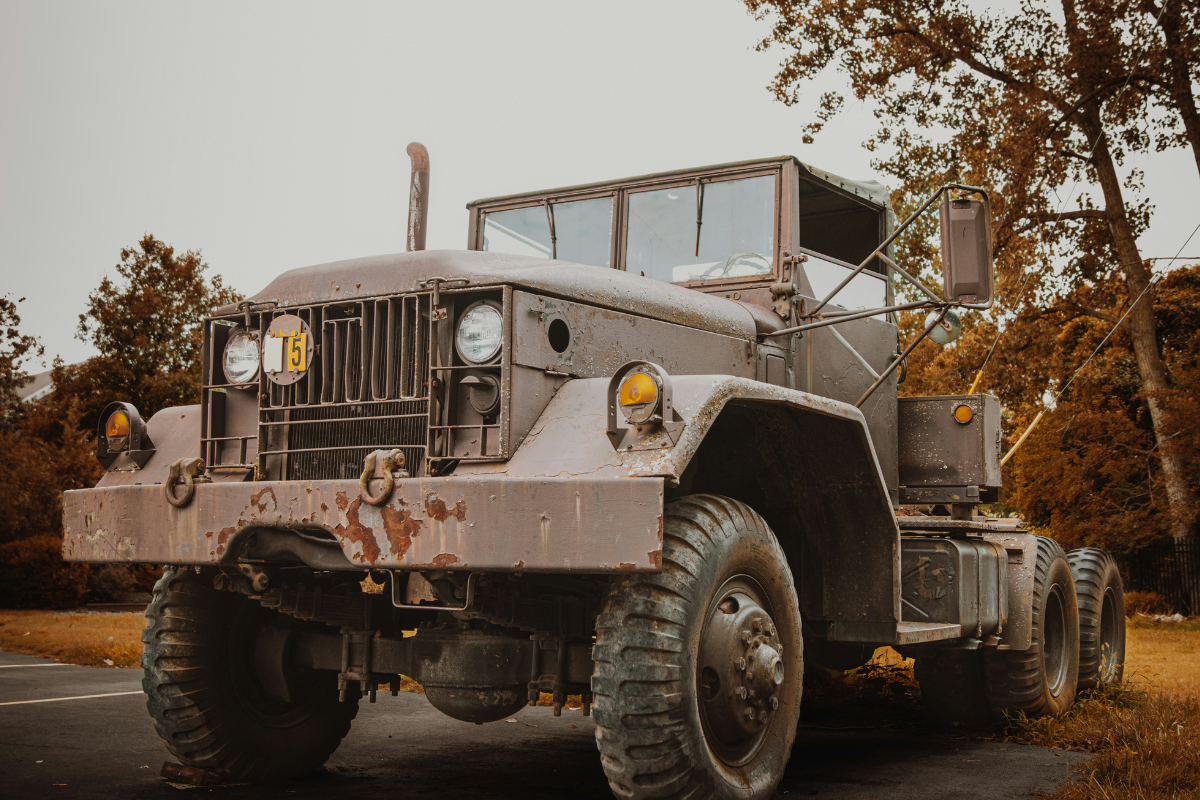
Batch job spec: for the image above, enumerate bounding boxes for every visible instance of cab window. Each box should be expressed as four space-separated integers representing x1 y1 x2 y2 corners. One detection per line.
625 174 775 284
482 196 613 268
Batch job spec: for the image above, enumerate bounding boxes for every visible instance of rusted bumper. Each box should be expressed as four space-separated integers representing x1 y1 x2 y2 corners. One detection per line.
62 476 665 573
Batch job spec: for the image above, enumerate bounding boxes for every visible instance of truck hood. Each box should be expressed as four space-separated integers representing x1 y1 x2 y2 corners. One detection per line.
243 249 757 340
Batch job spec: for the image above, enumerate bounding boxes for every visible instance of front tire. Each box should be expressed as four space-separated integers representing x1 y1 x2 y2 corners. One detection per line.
592 495 802 800
983 537 1080 718
142 568 358 781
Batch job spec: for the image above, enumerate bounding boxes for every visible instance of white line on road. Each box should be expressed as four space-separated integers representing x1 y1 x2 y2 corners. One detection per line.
0 663 71 669
0 691 143 707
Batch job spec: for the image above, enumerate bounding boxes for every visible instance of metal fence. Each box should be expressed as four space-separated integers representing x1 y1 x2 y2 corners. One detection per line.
1118 535 1200 616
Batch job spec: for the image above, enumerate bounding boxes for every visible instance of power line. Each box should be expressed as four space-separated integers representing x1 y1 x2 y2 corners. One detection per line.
1002 218 1200 465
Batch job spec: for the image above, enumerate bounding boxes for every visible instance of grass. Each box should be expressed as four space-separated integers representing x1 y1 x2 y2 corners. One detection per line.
1002 616 1200 800
0 609 145 667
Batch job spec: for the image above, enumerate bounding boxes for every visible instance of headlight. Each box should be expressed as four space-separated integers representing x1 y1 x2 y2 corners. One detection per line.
105 410 130 451
223 327 260 384
618 371 661 425
455 303 503 364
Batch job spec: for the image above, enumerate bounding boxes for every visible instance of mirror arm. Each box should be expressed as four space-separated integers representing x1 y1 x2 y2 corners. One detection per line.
854 306 949 408
764 299 938 336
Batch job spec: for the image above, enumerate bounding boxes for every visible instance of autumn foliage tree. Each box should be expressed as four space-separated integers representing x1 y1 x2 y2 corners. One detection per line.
745 0 1200 562
1 236 239 605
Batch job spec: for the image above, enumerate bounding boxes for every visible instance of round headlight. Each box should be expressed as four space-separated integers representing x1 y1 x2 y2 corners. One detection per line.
455 303 503 364
105 410 130 451
223 328 260 384
618 371 661 425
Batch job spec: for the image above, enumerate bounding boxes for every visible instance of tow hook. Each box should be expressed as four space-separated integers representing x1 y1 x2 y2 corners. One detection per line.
164 457 207 508
359 449 409 506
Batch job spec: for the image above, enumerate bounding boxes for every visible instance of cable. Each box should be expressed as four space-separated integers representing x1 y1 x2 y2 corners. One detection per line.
1001 218 1200 465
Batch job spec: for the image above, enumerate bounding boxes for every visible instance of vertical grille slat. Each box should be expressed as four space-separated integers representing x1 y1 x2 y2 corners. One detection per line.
250 293 434 480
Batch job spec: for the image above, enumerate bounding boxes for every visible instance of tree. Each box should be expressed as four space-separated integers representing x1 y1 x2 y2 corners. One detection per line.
746 0 1198 542
1139 0 1200 180
0 296 43 428
60 234 241 432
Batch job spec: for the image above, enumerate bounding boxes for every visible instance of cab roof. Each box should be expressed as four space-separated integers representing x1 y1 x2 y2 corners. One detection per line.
466 156 891 210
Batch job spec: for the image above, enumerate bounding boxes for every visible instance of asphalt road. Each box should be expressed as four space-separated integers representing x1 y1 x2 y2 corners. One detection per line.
0 650 1088 799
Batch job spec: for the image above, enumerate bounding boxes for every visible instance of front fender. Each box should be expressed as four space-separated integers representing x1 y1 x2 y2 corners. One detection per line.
459 375 901 643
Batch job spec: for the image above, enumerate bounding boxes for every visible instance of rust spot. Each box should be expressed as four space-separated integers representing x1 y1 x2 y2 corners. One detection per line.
335 491 350 512
431 553 459 567
514 560 525 575
380 504 422 558
320 502 329 513
217 527 235 546
617 563 637 571
425 494 467 522
250 486 277 514
216 545 225 556
648 550 662 570
331 497 381 564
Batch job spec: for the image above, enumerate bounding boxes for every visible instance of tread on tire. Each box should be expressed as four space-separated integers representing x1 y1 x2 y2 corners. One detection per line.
142 567 358 781
983 537 1079 718
1066 547 1126 690
591 495 802 800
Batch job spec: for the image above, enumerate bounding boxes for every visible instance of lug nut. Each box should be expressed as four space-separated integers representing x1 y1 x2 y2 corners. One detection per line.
744 707 756 719
770 697 779 710
741 631 752 643
735 657 747 671
752 617 762 631
736 687 747 700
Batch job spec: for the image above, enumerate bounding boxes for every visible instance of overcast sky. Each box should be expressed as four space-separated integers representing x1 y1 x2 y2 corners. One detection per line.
3 1 1197 368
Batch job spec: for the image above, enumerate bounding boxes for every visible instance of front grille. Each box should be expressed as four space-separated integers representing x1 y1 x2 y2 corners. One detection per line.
283 400 429 481
199 293 436 479
260 294 433 479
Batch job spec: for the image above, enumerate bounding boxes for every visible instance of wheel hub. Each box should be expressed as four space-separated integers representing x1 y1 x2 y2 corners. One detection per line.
698 581 784 763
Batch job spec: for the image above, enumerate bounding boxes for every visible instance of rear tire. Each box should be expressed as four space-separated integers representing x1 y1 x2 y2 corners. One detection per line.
142 567 358 781
983 537 1079 718
1066 548 1126 690
592 495 802 800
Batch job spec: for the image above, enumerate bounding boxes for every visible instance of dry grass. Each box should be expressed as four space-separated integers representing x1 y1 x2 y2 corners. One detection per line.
1006 616 1200 800
0 609 145 667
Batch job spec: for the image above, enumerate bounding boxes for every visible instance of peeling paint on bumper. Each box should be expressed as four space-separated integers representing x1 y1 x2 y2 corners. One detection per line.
62 476 665 573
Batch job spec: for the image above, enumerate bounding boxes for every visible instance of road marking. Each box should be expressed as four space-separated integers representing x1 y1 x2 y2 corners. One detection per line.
0 663 71 669
0 691 142 707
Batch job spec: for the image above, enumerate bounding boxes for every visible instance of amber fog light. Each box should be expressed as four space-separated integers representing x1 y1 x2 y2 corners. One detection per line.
96 401 154 470
953 404 974 424
105 410 130 451
618 371 662 425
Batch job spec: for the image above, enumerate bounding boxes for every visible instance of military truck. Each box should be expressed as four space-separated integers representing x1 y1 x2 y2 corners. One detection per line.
64 145 1127 799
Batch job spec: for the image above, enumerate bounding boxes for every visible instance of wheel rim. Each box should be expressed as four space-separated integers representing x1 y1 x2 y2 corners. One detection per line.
1097 588 1119 684
228 602 328 727
1043 585 1068 697
696 575 786 767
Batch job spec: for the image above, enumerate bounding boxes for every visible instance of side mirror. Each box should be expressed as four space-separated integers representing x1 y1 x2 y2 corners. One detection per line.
939 195 993 306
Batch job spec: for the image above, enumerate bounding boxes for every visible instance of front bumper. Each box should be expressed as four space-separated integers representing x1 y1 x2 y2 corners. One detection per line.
62 476 665 573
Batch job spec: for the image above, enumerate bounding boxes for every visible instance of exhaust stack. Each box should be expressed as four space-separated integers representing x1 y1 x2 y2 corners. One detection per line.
406 142 430 251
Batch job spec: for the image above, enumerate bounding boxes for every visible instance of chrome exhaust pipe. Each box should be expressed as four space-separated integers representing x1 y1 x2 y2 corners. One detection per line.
406 142 430 251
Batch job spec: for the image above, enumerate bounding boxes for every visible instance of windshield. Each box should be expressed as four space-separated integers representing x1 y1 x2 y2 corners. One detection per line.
625 174 775 284
482 196 613 267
